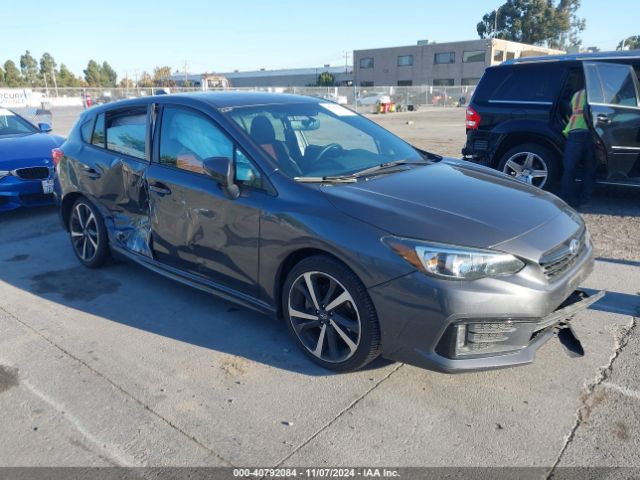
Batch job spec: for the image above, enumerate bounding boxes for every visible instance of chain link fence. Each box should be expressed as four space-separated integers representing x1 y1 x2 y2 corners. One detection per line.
2 85 476 119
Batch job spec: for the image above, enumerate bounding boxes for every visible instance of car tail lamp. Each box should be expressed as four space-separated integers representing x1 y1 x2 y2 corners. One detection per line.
52 148 64 167
466 106 481 130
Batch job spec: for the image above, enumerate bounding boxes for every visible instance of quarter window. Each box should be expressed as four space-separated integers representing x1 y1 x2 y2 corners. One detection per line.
359 57 374 69
105 108 147 159
91 113 105 147
491 65 563 103
463 51 485 63
434 52 455 64
397 55 413 67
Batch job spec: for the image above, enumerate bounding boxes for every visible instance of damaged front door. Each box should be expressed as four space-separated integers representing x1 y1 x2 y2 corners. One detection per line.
146 105 261 297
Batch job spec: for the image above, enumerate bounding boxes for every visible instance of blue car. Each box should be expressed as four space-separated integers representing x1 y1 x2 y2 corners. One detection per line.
0 107 64 212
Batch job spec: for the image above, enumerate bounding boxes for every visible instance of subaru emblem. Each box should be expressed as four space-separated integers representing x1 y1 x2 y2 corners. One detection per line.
569 239 579 255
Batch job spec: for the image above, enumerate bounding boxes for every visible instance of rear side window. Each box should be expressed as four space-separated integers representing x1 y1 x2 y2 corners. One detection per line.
490 65 564 103
91 113 105 147
105 108 147 160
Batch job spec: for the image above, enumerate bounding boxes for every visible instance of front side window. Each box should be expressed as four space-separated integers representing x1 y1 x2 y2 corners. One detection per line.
434 52 455 64
0 108 37 138
227 102 422 179
359 57 374 69
398 55 413 67
159 107 233 173
463 51 485 63
105 109 146 159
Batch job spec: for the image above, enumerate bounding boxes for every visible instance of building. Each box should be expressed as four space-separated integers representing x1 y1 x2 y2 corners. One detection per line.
354 39 564 87
171 65 353 89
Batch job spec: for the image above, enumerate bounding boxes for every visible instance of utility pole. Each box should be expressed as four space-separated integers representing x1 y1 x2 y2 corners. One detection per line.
51 66 58 97
344 51 350 73
494 7 499 36
184 60 188 87
43 72 49 96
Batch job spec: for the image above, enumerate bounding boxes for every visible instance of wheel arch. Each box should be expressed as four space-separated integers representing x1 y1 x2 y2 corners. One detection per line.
273 247 354 320
60 191 85 231
493 132 563 169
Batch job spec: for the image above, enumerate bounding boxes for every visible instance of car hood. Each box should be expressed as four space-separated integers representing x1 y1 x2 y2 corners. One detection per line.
321 159 581 256
0 133 64 170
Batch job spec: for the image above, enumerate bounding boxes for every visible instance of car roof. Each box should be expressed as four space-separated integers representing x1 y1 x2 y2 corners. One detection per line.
87 91 322 114
504 49 640 65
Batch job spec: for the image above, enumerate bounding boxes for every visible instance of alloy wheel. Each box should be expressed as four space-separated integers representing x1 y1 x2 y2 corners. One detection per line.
503 152 548 188
288 271 361 363
70 203 100 263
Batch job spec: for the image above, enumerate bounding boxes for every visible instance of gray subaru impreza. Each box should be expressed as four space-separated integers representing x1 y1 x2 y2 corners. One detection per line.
55 92 602 373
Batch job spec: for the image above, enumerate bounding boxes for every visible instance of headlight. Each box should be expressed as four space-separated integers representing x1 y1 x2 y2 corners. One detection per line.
0 170 10 180
383 236 525 280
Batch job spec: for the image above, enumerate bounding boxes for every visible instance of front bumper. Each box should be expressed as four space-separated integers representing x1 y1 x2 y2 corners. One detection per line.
369 244 598 373
0 175 55 212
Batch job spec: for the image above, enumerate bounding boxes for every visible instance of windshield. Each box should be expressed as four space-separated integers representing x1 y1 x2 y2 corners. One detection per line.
227 102 423 179
0 108 38 138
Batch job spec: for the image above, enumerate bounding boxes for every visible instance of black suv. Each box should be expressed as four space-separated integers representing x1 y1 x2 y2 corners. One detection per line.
463 50 640 190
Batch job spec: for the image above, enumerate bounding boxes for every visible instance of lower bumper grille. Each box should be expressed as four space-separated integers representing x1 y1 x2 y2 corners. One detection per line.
14 166 51 180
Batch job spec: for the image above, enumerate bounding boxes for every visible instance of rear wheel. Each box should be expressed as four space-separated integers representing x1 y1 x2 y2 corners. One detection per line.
68 197 109 268
498 143 560 191
282 256 381 372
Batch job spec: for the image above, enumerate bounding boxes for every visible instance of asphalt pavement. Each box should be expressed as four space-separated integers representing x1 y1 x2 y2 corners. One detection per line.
0 106 637 470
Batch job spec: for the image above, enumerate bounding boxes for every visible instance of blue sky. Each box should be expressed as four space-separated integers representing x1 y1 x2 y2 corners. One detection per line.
2 0 638 79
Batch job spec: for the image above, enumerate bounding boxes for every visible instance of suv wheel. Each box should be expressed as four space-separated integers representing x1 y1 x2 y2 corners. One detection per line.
282 255 381 372
498 144 559 190
68 197 110 268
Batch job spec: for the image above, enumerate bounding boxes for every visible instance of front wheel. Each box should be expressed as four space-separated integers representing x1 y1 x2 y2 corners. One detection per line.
498 143 560 191
282 256 381 372
68 197 110 268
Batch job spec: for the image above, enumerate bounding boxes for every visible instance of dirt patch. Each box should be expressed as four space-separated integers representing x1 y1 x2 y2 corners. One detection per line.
613 421 630 441
30 266 120 301
220 357 251 378
0 365 19 393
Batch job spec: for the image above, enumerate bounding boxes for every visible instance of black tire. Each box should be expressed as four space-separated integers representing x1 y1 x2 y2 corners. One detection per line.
282 255 382 372
68 197 110 268
497 143 560 191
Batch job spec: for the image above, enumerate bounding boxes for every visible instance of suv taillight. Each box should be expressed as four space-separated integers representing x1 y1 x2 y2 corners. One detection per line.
466 106 481 130
52 148 64 166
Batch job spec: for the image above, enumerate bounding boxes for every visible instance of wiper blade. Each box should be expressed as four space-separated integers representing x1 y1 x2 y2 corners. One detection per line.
347 159 428 179
294 176 357 183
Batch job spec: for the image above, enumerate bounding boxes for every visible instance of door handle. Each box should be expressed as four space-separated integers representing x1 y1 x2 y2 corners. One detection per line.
149 183 172 196
596 114 611 125
80 164 101 178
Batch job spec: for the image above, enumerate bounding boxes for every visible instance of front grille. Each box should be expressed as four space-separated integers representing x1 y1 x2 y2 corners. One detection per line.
539 229 587 281
14 166 51 180
19 193 55 205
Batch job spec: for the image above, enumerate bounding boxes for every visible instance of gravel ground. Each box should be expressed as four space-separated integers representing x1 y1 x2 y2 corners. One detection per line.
370 109 640 264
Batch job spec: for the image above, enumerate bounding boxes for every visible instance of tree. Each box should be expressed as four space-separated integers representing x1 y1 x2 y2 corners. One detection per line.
477 0 585 49
617 35 640 50
153 66 174 87
0 66 4 87
84 60 102 86
119 77 135 89
39 52 57 78
316 71 335 87
20 50 39 85
101 61 117 87
58 63 80 87
137 71 154 88
4 60 23 87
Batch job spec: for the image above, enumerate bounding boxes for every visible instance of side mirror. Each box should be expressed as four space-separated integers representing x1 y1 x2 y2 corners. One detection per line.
38 123 52 133
203 156 239 199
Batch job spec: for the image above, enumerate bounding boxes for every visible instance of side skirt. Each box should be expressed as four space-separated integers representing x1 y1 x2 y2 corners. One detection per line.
110 245 276 317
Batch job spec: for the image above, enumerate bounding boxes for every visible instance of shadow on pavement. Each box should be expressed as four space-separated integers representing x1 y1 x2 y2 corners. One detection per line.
0 208 393 377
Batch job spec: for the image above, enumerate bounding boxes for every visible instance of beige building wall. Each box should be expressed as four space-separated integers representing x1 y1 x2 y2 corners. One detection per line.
354 39 564 87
